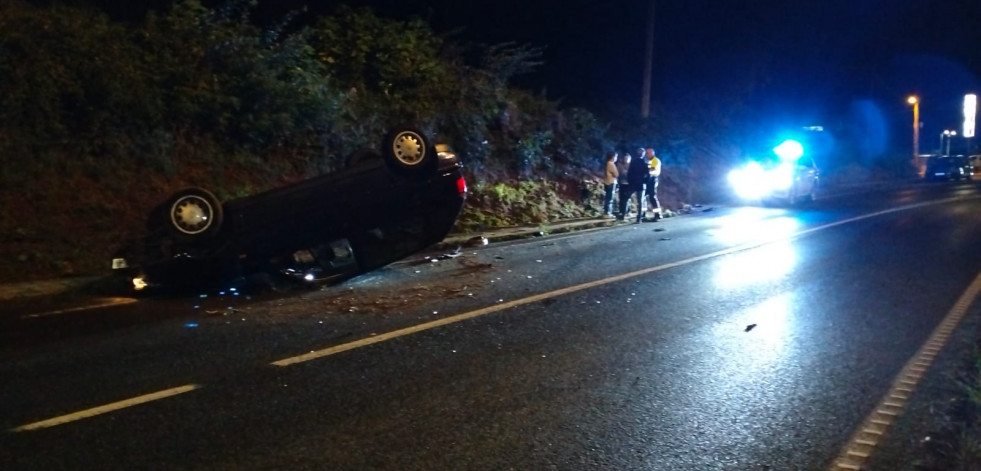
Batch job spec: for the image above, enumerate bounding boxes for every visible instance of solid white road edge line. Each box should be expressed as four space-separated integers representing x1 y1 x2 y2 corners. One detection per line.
827 269 981 470
10 384 200 432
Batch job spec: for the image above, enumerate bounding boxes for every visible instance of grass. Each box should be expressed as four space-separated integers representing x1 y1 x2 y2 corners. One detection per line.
453 179 596 233
912 330 981 471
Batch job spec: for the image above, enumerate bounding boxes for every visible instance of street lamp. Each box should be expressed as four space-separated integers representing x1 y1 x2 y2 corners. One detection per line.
908 96 920 173
944 129 957 157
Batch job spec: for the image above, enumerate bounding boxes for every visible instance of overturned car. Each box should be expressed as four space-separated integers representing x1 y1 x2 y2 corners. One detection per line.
112 127 467 292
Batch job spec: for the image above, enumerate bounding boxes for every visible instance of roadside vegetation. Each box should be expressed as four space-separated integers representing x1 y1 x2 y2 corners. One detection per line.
0 0 904 283
914 332 981 471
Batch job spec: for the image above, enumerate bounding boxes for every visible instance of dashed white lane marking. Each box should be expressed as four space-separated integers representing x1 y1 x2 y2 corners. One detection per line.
827 268 981 471
273 196 981 367
11 385 200 432
12 196 980 431
20 297 138 319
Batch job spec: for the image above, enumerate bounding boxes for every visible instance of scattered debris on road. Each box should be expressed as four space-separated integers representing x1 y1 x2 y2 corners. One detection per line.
466 236 489 247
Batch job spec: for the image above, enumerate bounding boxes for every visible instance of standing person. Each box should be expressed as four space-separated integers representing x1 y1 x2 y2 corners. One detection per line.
616 152 632 220
646 148 662 221
626 149 649 223
602 151 618 218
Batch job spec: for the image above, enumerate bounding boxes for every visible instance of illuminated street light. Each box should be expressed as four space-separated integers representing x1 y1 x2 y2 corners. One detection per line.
908 95 921 175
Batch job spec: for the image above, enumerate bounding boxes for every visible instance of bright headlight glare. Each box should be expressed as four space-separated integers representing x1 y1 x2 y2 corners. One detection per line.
729 162 769 199
767 163 794 190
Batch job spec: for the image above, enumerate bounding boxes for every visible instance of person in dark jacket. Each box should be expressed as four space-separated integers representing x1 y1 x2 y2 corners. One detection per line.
616 152 633 219
623 151 648 223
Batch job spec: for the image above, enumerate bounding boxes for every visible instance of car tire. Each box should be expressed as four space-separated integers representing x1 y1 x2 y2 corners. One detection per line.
164 187 223 239
383 127 436 177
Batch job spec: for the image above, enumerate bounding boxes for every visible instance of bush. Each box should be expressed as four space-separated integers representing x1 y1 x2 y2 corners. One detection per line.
455 179 590 232
0 1 691 282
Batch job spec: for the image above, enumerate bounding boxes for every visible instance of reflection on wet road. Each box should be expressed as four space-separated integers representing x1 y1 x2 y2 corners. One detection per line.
3 182 981 470
715 241 798 288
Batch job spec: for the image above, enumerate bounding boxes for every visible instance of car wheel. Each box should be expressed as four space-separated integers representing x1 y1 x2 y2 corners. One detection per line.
165 188 223 239
383 127 435 176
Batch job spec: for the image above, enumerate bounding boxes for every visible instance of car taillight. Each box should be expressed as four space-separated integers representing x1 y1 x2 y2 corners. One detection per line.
456 176 467 195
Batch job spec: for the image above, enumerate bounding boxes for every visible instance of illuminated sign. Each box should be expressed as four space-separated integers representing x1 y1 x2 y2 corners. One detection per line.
964 94 977 138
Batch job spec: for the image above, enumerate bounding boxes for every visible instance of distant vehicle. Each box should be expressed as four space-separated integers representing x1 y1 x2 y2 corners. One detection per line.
924 156 973 181
968 155 981 172
111 127 467 292
728 140 819 205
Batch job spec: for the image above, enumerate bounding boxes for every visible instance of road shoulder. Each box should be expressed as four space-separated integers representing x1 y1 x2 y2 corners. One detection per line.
863 303 981 470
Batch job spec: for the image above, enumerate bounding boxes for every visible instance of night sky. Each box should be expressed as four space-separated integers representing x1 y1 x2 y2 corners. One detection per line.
70 0 981 153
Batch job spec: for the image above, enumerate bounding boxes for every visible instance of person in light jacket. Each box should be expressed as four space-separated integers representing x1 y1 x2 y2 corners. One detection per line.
603 151 619 218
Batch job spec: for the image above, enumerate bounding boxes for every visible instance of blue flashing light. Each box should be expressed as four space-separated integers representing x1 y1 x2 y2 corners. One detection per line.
773 139 804 161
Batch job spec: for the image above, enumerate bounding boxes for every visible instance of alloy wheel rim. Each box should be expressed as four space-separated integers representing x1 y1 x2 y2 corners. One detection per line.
172 196 212 234
392 131 425 166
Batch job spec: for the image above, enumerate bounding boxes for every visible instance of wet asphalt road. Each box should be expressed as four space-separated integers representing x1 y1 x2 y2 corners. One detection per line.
2 181 981 470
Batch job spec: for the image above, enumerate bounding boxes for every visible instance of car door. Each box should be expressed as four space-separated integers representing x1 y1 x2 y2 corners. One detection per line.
794 157 818 194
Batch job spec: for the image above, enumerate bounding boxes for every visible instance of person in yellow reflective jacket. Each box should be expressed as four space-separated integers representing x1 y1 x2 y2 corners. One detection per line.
646 148 662 221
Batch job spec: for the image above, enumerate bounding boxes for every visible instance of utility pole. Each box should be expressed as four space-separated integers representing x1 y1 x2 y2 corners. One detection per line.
640 0 655 119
